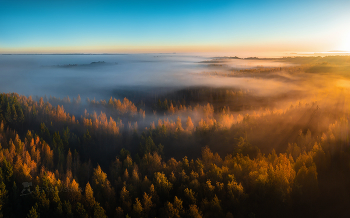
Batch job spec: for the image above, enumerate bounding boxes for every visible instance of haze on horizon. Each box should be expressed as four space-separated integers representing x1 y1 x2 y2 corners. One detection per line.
1 0 350 54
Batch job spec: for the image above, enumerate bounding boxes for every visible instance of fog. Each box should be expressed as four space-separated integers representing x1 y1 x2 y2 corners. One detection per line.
0 54 301 101
3 54 349 134
0 54 206 100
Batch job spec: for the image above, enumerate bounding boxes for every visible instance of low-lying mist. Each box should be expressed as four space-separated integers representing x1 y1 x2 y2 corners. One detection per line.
2 54 350 158
0 54 210 100
0 54 309 101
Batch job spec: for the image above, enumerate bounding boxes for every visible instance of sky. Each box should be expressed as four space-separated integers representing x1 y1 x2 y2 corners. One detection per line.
1 0 350 54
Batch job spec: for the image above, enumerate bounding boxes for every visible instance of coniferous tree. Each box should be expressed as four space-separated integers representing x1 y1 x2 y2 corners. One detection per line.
27 204 40 218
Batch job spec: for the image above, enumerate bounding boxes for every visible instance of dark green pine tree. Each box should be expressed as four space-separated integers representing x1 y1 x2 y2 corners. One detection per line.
83 129 93 155
5 103 11 123
52 132 65 173
40 123 51 143
11 104 17 124
62 127 71 150
17 106 25 124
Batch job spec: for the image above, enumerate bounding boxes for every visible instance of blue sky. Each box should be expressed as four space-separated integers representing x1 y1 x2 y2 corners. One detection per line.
1 0 350 53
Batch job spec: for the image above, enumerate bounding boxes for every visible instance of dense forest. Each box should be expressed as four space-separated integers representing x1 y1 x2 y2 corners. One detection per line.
0 56 350 217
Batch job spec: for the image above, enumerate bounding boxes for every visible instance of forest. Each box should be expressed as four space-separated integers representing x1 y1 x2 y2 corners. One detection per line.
0 55 350 217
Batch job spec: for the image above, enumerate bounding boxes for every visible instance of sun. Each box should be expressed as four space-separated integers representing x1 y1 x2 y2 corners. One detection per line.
341 40 350 52
338 31 350 52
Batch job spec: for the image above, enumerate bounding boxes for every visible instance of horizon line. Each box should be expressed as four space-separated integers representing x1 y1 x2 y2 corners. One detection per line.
1 52 350 58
